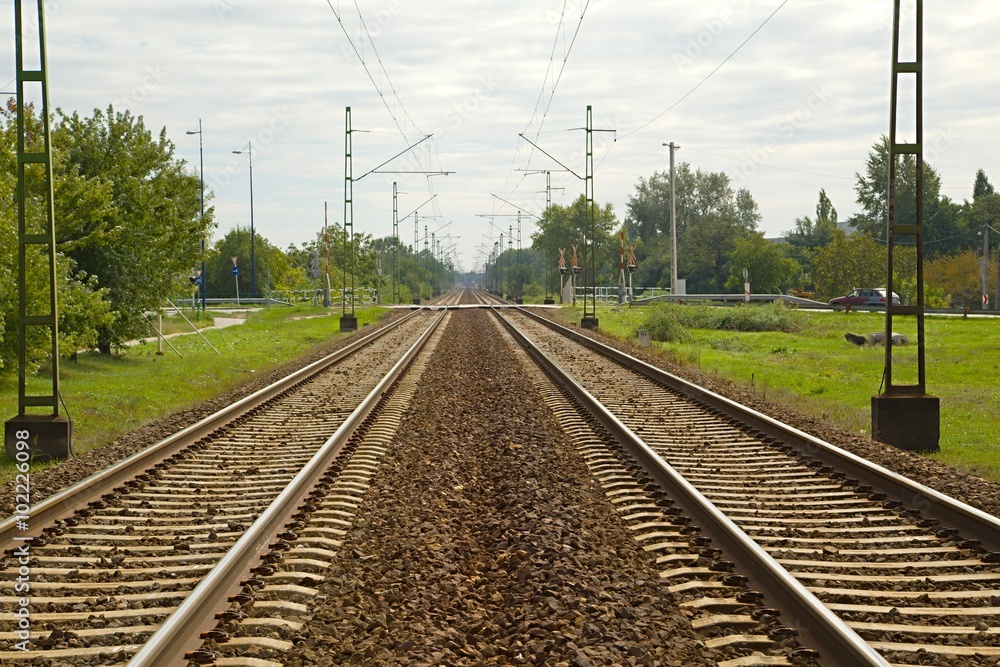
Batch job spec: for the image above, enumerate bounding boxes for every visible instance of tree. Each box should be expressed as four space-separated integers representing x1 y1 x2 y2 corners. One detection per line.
974 169 995 199
0 100 115 374
811 231 888 300
53 106 213 351
207 228 290 300
531 195 619 285
626 163 761 292
851 135 969 257
725 235 802 294
925 249 988 308
783 189 840 286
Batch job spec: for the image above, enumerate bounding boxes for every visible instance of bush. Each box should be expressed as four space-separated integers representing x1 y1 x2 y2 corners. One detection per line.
707 301 805 332
640 300 805 342
641 305 688 343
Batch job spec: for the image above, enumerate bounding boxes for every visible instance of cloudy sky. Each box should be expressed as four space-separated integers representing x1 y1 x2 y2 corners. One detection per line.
3 1 998 273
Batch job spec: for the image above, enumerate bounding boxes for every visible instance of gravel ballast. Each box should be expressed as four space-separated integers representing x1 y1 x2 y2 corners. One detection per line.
286 309 719 666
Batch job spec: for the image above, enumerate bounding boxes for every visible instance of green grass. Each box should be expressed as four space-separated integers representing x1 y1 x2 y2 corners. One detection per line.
570 302 1000 482
0 306 386 483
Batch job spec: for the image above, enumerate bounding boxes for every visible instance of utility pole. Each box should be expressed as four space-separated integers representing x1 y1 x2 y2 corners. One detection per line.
508 224 514 300
323 202 331 307
516 213 522 303
582 105 598 329
664 141 681 296
982 218 990 310
618 229 626 304
518 106 613 328
413 212 420 304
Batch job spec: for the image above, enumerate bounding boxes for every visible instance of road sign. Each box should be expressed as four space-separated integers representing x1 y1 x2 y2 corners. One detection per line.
984 294 990 307
232 266 239 276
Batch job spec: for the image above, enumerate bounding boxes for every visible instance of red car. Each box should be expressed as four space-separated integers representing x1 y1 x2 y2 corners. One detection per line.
829 288 900 307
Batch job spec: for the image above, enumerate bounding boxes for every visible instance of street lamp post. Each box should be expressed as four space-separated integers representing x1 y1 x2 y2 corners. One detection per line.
233 142 255 300
186 120 206 312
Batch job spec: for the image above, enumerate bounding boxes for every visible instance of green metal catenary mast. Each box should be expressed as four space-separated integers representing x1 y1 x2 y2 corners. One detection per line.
5 0 73 460
871 0 939 452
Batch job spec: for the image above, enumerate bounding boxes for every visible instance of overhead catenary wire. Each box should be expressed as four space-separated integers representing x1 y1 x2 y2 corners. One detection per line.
620 0 790 141
489 0 592 228
324 0 424 141
323 0 451 261
683 145 853 182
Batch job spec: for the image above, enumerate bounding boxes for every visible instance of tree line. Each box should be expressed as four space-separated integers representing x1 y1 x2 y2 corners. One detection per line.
503 135 998 308
0 102 452 378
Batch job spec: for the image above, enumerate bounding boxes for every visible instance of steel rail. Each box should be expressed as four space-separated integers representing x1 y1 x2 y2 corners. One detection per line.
493 308 888 667
0 310 420 550
128 308 448 666
517 307 1000 553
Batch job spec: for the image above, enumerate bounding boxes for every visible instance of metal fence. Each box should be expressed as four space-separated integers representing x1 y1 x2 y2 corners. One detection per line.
173 288 380 309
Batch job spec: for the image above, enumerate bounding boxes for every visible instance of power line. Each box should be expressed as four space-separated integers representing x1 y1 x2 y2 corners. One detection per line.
323 0 451 255
683 145 853 181
620 0 789 140
490 1 592 224
523 0 591 139
323 0 425 143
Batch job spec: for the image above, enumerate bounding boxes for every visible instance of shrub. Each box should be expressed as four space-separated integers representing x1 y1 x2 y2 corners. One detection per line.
641 304 688 343
640 300 805 343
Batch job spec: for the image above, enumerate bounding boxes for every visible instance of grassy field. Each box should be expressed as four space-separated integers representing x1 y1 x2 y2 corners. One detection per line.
561 303 1000 482
0 305 385 481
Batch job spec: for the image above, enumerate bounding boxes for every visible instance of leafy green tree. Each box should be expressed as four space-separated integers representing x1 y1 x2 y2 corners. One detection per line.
783 189 840 289
851 135 969 257
811 231 888 300
0 100 115 374
974 169 995 199
626 170 671 241
207 227 289 300
925 249 987 308
531 195 619 285
626 163 761 292
52 106 213 351
725 235 802 294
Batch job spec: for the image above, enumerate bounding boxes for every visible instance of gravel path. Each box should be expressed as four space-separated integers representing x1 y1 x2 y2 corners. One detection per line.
285 309 719 666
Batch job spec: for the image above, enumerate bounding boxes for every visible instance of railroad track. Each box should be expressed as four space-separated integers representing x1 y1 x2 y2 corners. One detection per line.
0 309 443 664
6 293 997 666
495 305 1000 667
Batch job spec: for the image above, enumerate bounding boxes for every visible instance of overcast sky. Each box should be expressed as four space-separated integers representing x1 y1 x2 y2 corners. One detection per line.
4 1 998 273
